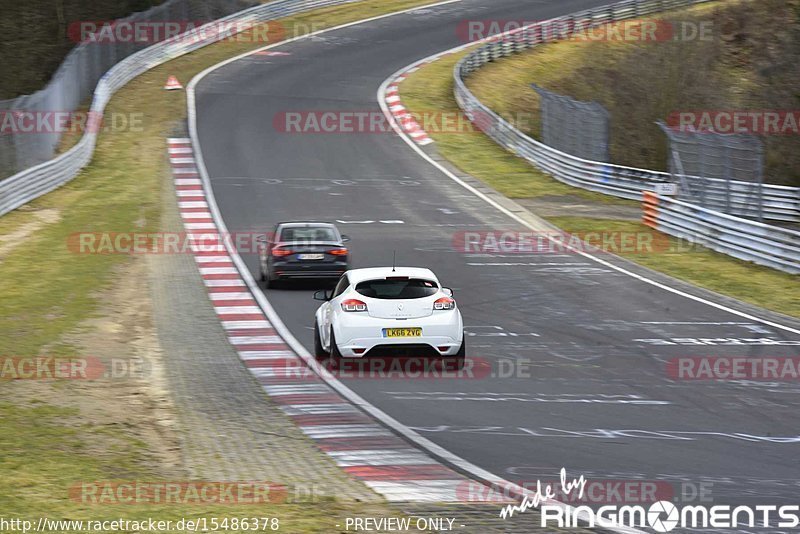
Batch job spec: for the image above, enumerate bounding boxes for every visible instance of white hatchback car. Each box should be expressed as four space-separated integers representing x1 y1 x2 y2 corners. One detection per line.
313 267 464 361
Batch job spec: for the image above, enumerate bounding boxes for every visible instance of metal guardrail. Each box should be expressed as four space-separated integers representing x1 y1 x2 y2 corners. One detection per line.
643 192 800 274
0 0 253 179
0 0 366 217
453 0 800 223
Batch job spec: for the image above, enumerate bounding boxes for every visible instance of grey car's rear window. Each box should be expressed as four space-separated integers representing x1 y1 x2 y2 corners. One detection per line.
279 227 337 242
355 278 438 299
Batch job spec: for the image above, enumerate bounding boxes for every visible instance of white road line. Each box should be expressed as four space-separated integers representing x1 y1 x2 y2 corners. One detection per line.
214 306 263 315
242 354 299 361
377 49 800 338
327 449 438 467
186 3 654 526
221 320 271 329
203 279 246 287
195 255 231 263
178 201 208 209
641 321 755 326
199 267 239 275
181 211 212 218
176 190 206 198
363 481 465 502
228 335 283 345
186 232 219 239
467 262 593 266
280 404 359 416
191 244 226 252
250 367 305 378
209 292 253 300
298 425 394 439
264 384 332 395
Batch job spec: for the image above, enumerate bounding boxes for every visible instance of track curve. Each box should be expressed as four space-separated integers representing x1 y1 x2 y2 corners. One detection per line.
194 0 800 521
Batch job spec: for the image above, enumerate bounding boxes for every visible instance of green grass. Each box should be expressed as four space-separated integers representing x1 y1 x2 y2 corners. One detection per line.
399 44 800 318
0 0 445 358
461 39 594 142
462 3 735 141
550 216 800 313
463 0 800 186
0 403 398 533
0 1 451 530
401 52 631 204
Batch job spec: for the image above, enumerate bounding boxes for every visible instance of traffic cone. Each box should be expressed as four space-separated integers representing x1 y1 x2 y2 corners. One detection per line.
164 76 183 90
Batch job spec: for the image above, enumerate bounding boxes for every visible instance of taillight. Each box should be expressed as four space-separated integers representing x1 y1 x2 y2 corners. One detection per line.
341 299 367 312
329 248 348 256
433 297 455 310
272 247 293 257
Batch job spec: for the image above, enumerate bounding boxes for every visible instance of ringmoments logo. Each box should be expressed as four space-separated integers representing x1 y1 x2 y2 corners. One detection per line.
500 468 800 531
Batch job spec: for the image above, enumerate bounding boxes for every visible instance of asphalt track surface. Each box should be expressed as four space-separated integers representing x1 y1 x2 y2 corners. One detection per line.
195 0 800 521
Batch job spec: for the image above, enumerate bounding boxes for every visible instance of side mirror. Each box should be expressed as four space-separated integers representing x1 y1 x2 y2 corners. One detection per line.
442 287 454 297
313 290 331 301
341 234 351 243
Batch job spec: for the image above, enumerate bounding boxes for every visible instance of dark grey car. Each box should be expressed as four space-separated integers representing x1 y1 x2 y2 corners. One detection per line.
259 222 350 288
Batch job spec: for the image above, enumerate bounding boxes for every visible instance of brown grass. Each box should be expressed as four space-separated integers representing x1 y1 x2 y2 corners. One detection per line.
466 0 800 186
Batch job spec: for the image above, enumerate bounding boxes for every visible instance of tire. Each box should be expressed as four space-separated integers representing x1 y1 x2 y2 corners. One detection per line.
266 275 281 289
444 334 466 371
456 334 466 358
314 320 328 359
327 329 343 369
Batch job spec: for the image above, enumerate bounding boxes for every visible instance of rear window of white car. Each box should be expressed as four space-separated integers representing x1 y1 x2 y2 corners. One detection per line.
355 278 438 299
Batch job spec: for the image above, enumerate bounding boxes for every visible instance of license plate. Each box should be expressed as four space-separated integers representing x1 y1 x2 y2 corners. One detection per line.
383 328 422 338
297 253 324 260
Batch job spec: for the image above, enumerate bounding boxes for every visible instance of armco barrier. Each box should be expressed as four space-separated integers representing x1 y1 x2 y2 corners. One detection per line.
452 0 800 223
0 0 254 179
642 191 800 274
0 0 366 217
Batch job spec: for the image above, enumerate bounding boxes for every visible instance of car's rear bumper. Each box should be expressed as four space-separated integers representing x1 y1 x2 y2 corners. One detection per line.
271 262 347 279
339 336 462 358
333 312 462 358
